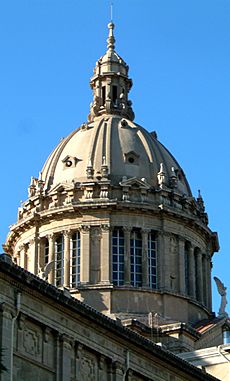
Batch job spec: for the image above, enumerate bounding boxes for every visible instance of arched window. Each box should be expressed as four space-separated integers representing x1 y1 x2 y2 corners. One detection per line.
148 232 157 289
70 231 81 288
130 229 142 287
112 228 124 285
55 235 64 287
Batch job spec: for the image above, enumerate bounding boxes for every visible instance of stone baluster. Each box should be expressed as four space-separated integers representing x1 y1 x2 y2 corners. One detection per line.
124 227 131 285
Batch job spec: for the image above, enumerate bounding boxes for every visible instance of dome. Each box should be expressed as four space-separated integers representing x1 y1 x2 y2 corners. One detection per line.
5 21 219 327
42 115 192 197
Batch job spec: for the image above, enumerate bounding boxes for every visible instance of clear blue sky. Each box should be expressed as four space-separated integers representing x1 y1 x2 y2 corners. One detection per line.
0 0 229 316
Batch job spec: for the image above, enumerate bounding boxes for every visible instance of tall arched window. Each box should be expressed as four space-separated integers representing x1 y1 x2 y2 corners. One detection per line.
70 231 81 288
55 235 64 287
130 229 142 287
112 228 124 285
148 231 157 289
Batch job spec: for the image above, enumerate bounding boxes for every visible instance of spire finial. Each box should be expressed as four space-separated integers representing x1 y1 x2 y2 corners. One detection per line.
107 21 115 50
110 0 113 22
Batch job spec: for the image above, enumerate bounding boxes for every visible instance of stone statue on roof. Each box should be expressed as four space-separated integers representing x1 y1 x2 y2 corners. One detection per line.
214 276 228 318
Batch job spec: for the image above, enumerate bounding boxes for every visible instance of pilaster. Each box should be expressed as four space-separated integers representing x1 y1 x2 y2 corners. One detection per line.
0 303 15 381
59 334 74 381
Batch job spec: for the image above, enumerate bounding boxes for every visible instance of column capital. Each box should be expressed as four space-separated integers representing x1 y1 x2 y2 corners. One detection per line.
123 226 132 233
79 224 91 232
101 224 110 232
63 229 72 238
59 334 74 349
141 228 151 234
47 233 56 241
0 302 16 318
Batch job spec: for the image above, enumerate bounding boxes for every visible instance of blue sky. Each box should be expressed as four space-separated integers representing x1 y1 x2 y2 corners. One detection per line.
0 0 229 315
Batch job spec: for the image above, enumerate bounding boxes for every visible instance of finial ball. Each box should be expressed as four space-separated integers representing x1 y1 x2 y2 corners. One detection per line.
108 22 115 30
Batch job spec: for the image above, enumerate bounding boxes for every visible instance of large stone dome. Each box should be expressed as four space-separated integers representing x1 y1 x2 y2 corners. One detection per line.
42 114 191 197
5 22 219 331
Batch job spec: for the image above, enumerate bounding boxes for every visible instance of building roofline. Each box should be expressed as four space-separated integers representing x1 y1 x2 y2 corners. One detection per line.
0 255 220 381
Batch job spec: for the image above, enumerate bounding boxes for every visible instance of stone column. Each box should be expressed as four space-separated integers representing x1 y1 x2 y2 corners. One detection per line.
124 227 131 285
90 227 101 284
100 225 111 284
141 229 150 287
206 253 212 310
202 253 208 307
196 250 203 304
19 244 28 270
28 238 36 274
80 225 90 284
64 231 71 288
160 232 171 291
48 234 55 284
178 237 186 295
188 243 195 298
0 303 14 381
34 233 40 275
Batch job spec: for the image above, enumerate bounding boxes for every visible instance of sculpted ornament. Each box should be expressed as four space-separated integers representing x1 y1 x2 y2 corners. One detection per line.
214 277 228 317
38 261 54 281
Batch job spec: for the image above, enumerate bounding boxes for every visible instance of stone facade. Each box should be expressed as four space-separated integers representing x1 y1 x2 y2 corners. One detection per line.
0 257 219 381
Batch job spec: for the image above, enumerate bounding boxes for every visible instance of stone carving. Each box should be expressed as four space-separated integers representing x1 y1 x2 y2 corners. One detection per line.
214 276 228 317
169 167 178 188
38 261 54 281
157 163 166 188
80 354 96 381
23 328 41 357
